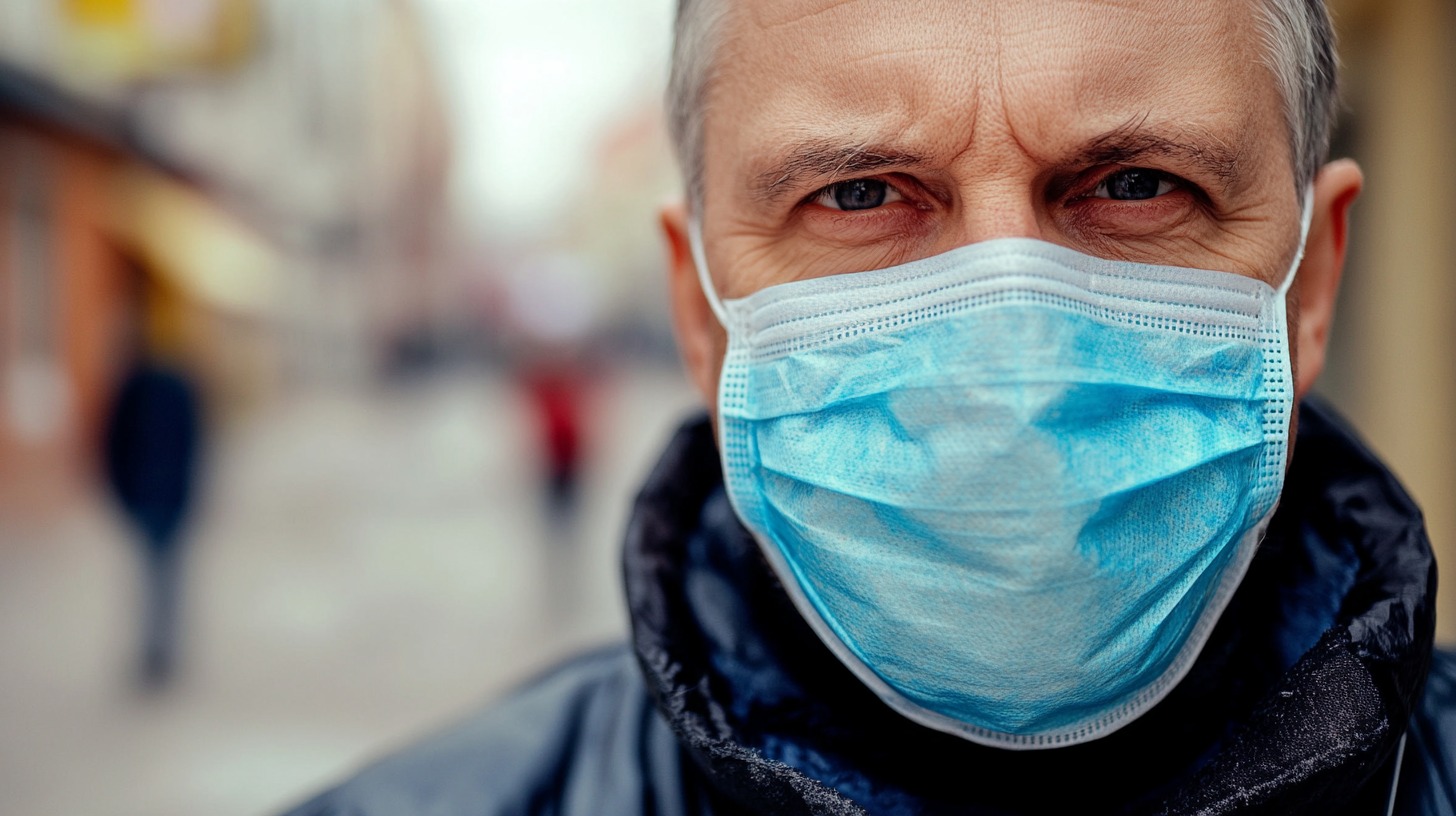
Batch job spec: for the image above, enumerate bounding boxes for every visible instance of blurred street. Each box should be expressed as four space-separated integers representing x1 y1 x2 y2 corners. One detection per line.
0 362 699 816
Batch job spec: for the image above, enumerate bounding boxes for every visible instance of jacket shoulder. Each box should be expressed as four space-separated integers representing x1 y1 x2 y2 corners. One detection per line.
278 644 689 816
1398 648 1456 815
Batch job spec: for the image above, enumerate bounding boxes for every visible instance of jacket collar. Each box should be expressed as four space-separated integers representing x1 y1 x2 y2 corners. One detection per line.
624 398 1436 815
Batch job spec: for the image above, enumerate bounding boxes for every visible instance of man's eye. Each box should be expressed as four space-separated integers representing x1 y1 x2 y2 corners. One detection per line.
814 178 904 211
1092 169 1176 201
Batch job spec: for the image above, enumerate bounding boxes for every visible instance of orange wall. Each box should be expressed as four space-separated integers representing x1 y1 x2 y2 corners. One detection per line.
0 125 130 522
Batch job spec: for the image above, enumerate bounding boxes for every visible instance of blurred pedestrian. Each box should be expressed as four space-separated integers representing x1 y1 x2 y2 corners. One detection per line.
101 359 203 689
500 252 604 527
520 363 588 517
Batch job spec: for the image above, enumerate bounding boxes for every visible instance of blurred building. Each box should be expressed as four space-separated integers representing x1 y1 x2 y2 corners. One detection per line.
1323 0 1456 641
124 0 453 382
0 64 275 523
565 98 681 358
0 0 452 386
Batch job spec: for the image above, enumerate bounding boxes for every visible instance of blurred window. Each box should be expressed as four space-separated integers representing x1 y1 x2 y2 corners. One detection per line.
1 131 68 442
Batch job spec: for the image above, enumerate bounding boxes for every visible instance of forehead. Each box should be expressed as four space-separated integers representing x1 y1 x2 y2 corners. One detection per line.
709 0 1276 173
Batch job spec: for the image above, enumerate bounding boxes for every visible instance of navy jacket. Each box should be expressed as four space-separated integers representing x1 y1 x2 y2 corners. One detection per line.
285 399 1455 815
102 362 202 549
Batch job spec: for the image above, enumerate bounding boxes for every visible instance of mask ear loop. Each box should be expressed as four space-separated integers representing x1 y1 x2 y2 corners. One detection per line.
1276 185 1318 299
688 219 729 327
1267 185 1317 478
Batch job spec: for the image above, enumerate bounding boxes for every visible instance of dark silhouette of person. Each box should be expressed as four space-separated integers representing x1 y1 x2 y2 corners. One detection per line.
101 360 203 688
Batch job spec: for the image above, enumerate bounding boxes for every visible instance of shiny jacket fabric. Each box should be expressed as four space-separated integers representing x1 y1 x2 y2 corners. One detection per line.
285 399 1455 816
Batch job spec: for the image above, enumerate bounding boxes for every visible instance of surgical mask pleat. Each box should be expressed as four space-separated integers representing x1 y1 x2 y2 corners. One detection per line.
731 299 1269 421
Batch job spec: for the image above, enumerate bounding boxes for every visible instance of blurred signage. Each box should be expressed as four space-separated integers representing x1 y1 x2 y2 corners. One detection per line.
62 0 258 83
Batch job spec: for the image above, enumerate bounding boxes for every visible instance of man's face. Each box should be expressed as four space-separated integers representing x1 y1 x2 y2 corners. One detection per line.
677 0 1330 413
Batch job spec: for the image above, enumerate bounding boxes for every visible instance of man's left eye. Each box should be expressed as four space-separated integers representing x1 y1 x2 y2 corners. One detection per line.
814 178 905 211
1092 169 1176 201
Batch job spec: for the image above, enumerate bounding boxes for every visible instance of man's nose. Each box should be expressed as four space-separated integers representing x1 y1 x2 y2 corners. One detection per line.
940 180 1046 251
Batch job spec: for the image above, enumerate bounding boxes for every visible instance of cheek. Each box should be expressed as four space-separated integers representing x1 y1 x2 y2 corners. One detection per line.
713 235 833 296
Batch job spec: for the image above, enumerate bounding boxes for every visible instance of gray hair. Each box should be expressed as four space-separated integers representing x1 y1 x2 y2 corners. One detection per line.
1256 0 1340 190
666 0 1338 209
666 0 728 209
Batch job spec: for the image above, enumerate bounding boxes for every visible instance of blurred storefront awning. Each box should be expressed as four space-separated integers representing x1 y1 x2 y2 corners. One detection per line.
0 60 146 161
108 166 278 318
0 60 277 319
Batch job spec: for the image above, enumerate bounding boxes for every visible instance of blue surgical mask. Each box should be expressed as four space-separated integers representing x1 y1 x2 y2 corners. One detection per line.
689 197 1314 750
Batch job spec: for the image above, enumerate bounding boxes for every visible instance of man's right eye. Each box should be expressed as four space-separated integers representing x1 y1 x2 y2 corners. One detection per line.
814 178 904 211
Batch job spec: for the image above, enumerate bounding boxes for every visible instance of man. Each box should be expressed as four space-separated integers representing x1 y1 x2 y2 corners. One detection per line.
286 1 1455 813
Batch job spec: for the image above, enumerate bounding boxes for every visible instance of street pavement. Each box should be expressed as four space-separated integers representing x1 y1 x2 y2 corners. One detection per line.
0 362 701 816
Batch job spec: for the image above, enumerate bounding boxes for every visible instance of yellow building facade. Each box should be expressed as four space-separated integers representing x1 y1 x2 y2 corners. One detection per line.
1327 0 1456 642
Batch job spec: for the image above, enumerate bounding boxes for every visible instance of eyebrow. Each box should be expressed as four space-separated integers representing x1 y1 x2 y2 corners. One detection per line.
746 117 1245 206
750 141 929 205
1070 117 1245 193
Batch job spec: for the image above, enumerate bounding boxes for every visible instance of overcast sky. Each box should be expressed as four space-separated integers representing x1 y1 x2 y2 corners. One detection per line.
416 0 676 240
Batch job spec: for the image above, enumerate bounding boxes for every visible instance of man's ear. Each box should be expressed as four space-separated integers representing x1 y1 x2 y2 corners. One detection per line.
661 200 723 409
1293 158 1363 400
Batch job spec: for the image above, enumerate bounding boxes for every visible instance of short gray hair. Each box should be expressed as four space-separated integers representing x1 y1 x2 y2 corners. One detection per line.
666 0 728 209
1256 0 1340 190
666 0 1338 209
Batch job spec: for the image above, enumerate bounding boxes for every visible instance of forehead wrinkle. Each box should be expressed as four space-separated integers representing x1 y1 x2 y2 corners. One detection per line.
749 0 873 31
836 44 980 69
